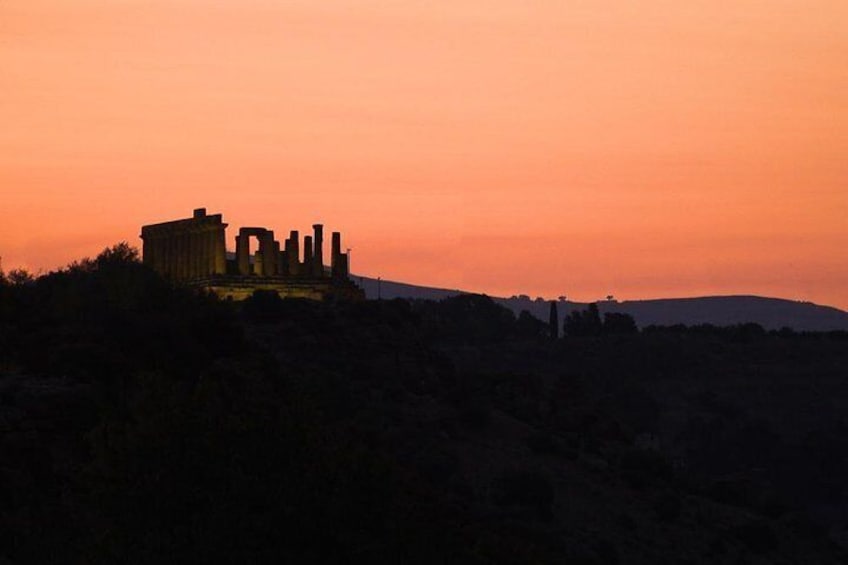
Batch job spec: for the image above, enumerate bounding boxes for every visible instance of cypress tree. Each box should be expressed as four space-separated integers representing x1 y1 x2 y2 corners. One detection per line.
549 300 559 339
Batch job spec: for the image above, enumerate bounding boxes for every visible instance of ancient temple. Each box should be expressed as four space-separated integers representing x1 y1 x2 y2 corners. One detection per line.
140 208 363 300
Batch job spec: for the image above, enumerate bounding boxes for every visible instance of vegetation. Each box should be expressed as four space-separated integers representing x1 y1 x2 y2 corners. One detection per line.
1 246 847 563
549 300 559 340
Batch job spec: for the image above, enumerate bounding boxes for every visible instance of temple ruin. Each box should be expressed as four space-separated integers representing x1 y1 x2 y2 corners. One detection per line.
140 208 363 300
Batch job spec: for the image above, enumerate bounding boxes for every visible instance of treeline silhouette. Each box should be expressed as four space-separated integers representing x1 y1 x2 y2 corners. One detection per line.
1 245 532 564
1 246 848 564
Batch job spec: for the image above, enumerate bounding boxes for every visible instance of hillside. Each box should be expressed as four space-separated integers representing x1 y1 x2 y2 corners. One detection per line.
355 276 848 331
2 250 848 563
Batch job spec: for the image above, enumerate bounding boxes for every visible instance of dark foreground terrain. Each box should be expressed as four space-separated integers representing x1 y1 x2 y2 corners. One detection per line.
2 245 848 564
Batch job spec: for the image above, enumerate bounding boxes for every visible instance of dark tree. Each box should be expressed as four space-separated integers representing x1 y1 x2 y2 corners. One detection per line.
603 312 637 334
417 293 516 344
563 303 602 337
6 268 35 286
94 241 140 265
516 309 547 338
549 300 559 339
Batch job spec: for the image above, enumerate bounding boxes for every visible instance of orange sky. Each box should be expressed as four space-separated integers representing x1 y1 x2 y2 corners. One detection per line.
1 1 846 308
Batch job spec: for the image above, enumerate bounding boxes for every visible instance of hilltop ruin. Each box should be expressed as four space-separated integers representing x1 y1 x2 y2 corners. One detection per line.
140 208 363 300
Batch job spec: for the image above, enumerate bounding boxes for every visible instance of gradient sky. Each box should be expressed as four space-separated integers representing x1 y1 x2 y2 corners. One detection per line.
2 1 846 307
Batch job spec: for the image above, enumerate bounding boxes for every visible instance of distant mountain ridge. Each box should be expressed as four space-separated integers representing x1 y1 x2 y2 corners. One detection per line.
353 275 848 332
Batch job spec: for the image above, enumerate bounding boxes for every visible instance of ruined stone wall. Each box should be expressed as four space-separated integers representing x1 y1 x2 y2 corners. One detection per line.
140 208 356 300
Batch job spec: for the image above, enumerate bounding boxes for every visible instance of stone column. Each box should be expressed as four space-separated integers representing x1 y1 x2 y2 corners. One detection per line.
165 236 172 275
287 231 300 275
165 236 172 276
185 231 191 279
261 231 277 276
169 233 178 279
141 236 151 267
207 229 216 275
174 234 182 280
274 240 283 275
190 231 198 277
339 254 349 278
199 230 209 277
303 235 313 276
254 241 263 275
145 236 155 271
173 234 181 279
144 235 152 270
331 232 341 278
181 233 190 280
197 230 207 277
166 234 174 279
169 233 177 279
189 231 198 279
236 233 250 275
196 230 204 278
214 226 227 275
280 249 289 276
162 234 171 277
312 224 324 277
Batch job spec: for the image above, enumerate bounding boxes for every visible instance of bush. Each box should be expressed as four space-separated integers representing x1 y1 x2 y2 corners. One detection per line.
603 312 637 334
563 304 602 337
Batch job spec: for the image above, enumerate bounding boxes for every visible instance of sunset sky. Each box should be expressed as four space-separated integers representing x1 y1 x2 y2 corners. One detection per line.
1 1 846 307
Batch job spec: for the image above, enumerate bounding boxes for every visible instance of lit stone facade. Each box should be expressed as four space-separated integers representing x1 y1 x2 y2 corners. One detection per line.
140 208 361 300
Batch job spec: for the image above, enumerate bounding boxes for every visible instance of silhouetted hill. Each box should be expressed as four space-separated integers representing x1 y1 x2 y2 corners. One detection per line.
3 251 848 564
355 276 848 331
354 274 463 301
